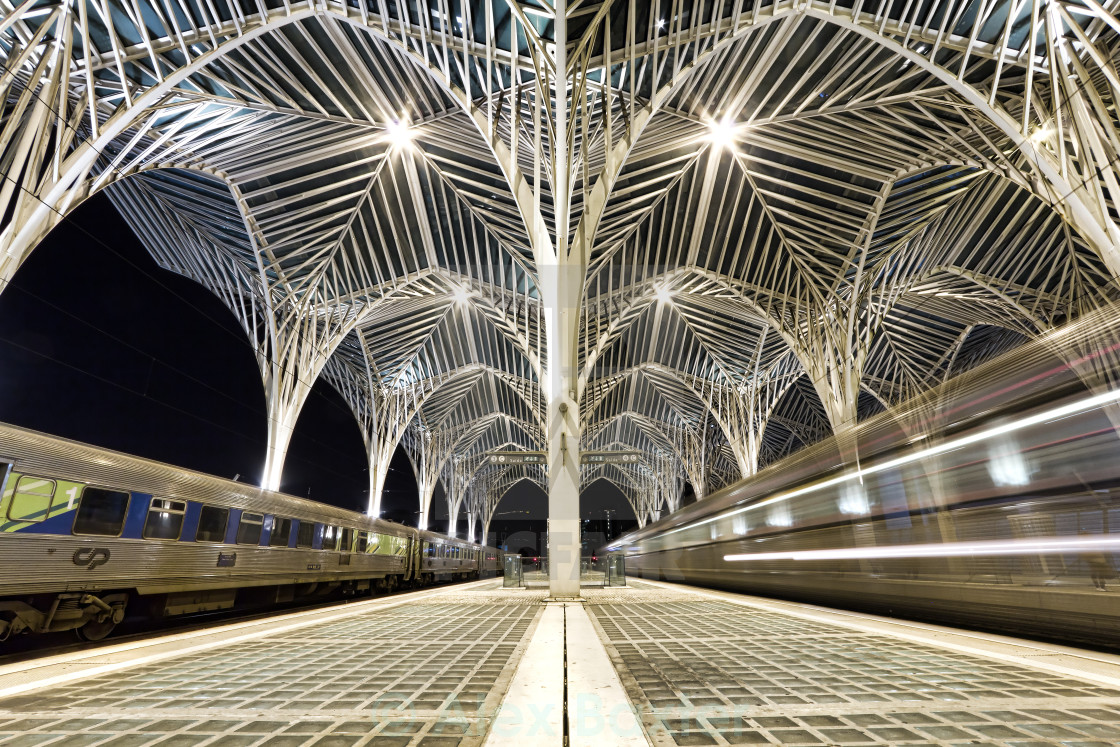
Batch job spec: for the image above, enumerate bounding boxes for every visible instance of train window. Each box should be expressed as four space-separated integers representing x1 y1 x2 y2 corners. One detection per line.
322 525 339 551
73 487 130 536
296 520 314 548
0 461 10 497
237 513 264 545
340 527 355 552
143 498 186 540
195 505 229 543
270 517 292 547
7 476 56 522
357 531 369 552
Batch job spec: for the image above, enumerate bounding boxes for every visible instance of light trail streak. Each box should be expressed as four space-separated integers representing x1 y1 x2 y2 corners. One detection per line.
658 385 1120 541
725 535 1120 562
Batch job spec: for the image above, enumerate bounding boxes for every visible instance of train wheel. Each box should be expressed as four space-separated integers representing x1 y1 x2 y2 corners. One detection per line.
75 618 116 641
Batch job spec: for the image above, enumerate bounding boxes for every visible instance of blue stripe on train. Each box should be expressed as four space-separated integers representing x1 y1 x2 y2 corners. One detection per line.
121 493 150 539
5 509 75 535
226 508 242 544
181 501 202 541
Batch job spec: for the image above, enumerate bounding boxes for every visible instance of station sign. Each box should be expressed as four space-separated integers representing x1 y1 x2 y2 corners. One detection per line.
486 451 547 465
580 451 642 465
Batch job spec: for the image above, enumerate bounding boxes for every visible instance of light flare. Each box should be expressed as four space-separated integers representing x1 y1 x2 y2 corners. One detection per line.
385 118 413 148
707 117 738 150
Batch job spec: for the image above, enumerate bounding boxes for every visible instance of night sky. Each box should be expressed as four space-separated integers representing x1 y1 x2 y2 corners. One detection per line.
0 192 637 548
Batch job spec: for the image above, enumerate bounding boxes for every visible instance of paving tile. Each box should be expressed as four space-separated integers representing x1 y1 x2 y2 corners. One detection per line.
585 581 1120 747
0 587 542 747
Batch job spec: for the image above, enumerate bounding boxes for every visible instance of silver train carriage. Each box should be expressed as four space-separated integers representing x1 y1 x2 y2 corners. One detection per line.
606 307 1120 647
0 424 501 641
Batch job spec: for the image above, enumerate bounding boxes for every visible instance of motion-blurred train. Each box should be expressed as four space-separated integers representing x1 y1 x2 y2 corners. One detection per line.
608 309 1120 647
0 425 500 641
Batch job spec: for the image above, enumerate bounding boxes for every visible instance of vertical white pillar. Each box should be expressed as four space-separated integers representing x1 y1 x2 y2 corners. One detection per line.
260 388 302 491
367 454 387 517
543 260 583 596
543 0 582 598
447 494 459 537
418 480 435 531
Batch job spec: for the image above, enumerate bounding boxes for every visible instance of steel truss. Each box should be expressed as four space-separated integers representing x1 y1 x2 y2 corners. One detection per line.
2 0 1118 560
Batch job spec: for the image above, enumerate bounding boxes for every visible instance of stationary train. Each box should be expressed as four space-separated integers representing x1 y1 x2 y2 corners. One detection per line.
0 424 500 641
608 309 1120 647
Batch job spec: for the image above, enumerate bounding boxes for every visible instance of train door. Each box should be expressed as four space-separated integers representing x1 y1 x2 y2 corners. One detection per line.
338 527 354 566
413 532 424 581
405 534 415 580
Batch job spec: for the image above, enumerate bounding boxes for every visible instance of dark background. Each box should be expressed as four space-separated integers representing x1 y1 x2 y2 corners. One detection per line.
0 194 638 550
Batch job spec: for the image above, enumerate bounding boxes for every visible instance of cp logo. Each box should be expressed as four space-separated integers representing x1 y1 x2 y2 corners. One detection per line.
72 548 110 570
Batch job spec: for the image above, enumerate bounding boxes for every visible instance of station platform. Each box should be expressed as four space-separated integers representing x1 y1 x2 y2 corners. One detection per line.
0 580 1118 746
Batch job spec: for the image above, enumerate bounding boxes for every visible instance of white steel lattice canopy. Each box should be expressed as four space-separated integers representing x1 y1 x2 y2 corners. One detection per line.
2 0 1119 541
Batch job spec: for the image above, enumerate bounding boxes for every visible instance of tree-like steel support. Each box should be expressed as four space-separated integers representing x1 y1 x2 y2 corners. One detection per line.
3 0 1120 559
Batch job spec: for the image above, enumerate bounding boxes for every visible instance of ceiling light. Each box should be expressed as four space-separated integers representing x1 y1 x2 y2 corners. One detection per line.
452 285 472 305
707 116 738 150
385 118 413 148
